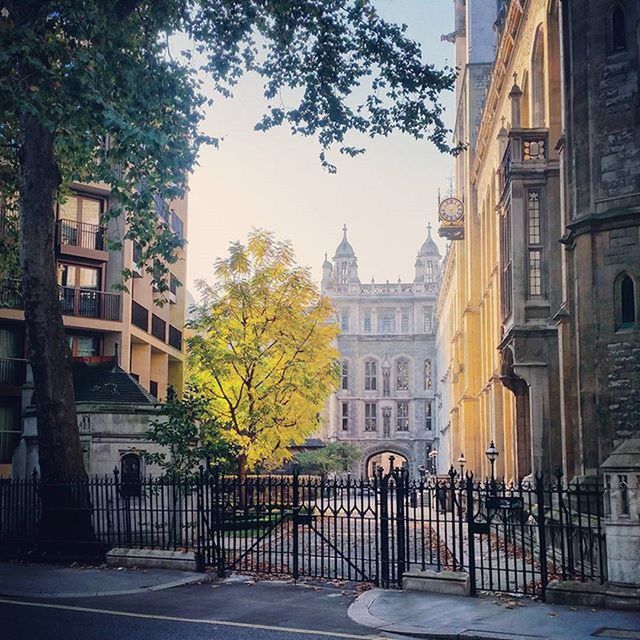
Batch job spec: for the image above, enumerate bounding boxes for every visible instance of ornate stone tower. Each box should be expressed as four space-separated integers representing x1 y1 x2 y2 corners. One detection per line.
414 224 442 284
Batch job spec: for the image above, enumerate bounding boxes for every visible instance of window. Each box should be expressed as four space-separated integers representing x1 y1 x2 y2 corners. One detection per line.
58 264 100 289
501 205 513 317
340 309 349 333
528 249 543 296
531 26 546 127
364 360 377 391
423 310 433 333
120 453 142 497
611 5 627 53
364 402 377 431
170 211 184 238
425 261 434 283
341 402 349 431
396 359 409 391
340 262 348 284
341 361 349 390
364 312 372 334
618 475 629 516
377 311 395 334
424 359 432 390
425 400 433 431
527 191 543 297
396 402 409 431
528 191 541 243
67 334 100 358
58 193 103 226
618 274 636 328
401 312 409 333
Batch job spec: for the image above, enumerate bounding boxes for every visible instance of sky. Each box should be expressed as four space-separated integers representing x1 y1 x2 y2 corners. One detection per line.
185 0 455 293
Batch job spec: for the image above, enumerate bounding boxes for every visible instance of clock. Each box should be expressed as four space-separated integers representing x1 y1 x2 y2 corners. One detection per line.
438 197 464 223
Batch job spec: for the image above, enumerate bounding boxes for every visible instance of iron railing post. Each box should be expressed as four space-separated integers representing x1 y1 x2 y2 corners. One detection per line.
465 474 477 596
292 465 300 581
535 473 549 599
395 468 407 587
378 467 390 588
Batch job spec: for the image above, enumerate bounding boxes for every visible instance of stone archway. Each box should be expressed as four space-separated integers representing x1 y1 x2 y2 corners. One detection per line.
360 442 415 478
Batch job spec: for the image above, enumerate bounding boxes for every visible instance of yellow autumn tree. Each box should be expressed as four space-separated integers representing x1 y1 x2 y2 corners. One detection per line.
188 230 340 477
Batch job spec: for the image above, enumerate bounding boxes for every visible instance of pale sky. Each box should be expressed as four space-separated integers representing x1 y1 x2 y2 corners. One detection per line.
186 0 455 293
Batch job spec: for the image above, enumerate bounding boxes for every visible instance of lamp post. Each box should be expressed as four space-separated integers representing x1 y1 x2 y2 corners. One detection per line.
485 440 499 481
428 449 438 475
457 452 466 477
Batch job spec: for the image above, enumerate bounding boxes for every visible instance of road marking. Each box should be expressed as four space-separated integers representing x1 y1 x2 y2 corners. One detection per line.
0 598 384 639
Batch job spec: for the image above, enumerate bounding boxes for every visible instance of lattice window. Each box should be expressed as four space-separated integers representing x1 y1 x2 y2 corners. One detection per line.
364 312 372 334
341 361 349 390
364 402 377 431
396 359 409 391
527 190 544 297
426 261 434 283
401 312 409 333
528 192 541 243
364 360 377 391
424 359 432 390
396 402 409 431
340 309 349 332
341 402 349 431
425 400 433 431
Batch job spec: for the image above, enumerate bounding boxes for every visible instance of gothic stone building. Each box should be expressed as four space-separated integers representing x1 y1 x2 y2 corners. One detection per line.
320 226 441 477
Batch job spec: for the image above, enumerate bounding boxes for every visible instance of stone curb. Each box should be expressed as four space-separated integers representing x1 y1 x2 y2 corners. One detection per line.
0 573 210 600
347 589 553 640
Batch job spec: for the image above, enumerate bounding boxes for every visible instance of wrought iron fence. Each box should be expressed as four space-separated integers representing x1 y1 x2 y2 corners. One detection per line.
0 468 606 598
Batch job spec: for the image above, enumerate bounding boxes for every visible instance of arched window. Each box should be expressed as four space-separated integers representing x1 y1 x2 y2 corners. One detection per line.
531 26 546 127
424 359 433 390
619 274 636 328
611 5 627 52
120 452 142 497
364 360 377 391
396 359 409 391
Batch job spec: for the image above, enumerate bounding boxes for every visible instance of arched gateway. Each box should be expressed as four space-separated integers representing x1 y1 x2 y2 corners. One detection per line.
360 443 415 478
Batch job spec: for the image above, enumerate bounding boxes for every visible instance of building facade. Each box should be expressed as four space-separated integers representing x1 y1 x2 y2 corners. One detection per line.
0 181 188 477
320 226 441 477
437 0 640 482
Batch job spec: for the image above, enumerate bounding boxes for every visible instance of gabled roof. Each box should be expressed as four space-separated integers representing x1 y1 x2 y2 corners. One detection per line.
72 357 157 405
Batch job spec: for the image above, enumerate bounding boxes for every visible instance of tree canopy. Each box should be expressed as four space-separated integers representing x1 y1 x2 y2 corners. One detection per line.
296 442 361 475
189 230 340 475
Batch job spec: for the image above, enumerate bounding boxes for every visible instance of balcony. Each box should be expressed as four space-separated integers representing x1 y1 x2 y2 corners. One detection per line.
59 287 122 321
168 325 183 351
57 219 109 260
151 313 166 342
0 358 27 387
499 129 549 194
131 300 149 331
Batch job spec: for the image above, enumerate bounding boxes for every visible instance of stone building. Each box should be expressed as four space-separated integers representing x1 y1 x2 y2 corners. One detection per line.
320 226 441 477
0 180 189 477
437 0 640 482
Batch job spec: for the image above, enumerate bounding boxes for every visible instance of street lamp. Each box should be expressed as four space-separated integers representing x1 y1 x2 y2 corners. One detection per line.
485 441 499 481
428 449 438 474
457 452 466 477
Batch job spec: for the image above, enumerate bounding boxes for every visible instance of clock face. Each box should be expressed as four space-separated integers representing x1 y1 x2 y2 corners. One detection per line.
439 197 464 223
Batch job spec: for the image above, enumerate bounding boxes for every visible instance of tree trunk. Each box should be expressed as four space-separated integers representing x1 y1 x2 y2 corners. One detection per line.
18 112 93 546
237 453 248 509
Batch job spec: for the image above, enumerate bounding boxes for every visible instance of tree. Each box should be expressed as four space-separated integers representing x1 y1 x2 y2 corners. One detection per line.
189 230 340 477
296 442 361 476
0 1 456 537
144 386 238 478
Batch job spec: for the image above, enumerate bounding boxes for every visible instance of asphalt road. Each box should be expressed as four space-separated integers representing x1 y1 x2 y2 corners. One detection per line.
0 578 382 640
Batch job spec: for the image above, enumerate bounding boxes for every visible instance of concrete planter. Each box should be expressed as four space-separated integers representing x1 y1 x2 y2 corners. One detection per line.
402 569 470 596
106 548 203 572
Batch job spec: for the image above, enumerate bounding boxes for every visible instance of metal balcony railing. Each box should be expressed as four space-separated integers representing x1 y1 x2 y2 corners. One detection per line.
57 219 105 251
151 313 166 342
0 357 27 386
168 325 183 351
59 287 122 321
131 300 149 331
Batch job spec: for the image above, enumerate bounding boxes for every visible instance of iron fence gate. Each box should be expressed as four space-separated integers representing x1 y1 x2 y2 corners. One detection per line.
0 467 606 598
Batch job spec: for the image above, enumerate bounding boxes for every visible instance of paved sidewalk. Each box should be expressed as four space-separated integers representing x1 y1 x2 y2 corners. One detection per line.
348 588 640 640
0 562 207 598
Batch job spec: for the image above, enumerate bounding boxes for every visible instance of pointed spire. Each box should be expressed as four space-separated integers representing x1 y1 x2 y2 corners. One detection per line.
334 224 355 258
